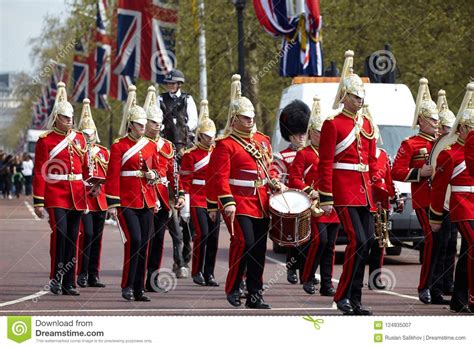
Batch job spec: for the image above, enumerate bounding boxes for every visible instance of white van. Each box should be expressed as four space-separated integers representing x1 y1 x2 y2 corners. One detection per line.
25 129 45 159
271 78 423 259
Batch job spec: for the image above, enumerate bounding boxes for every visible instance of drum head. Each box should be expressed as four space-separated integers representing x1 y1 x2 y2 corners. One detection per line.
269 189 311 214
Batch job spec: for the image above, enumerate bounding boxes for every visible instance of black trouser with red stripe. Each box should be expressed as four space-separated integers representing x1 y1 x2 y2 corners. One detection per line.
415 207 444 294
47 208 82 287
434 211 458 292
286 247 301 273
118 207 152 292
368 238 385 282
224 215 269 295
453 220 474 307
147 208 171 279
191 207 220 277
77 211 106 278
301 221 338 288
334 206 374 304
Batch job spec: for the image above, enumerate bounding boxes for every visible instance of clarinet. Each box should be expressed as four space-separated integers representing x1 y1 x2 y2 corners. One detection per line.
172 144 180 205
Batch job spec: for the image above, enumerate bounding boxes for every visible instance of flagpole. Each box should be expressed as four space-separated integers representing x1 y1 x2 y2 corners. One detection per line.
198 0 207 100
101 96 114 147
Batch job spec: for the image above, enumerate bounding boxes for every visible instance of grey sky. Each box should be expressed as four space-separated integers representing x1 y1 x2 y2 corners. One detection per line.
0 0 68 73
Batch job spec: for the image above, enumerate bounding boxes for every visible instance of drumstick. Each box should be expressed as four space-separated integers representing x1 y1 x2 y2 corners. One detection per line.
281 191 291 213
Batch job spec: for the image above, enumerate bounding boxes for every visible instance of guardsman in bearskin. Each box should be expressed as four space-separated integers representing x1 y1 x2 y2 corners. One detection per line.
432 89 458 296
207 74 284 309
317 51 378 315
273 100 310 285
105 85 160 302
392 78 447 305
76 98 109 289
429 82 474 313
288 96 339 296
33 82 87 296
364 105 403 290
181 99 220 287
141 86 185 293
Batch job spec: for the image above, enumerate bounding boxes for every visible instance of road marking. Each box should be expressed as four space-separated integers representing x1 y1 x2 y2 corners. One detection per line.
265 255 419 301
0 306 336 314
0 291 49 308
24 201 40 221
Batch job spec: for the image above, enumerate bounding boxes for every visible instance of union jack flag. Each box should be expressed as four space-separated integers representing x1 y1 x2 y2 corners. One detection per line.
114 0 177 83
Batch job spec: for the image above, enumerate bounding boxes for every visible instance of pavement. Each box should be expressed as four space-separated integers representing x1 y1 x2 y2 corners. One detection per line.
0 196 463 316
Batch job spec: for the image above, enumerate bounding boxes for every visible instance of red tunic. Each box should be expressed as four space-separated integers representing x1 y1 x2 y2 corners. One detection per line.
288 144 339 223
372 148 396 210
429 140 474 223
391 132 435 209
466 131 474 177
206 131 275 218
181 143 213 208
82 143 109 212
105 135 159 209
33 128 87 210
317 109 378 210
272 145 298 185
147 136 182 211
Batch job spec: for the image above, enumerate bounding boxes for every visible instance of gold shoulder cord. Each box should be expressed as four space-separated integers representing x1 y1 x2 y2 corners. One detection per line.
360 116 375 139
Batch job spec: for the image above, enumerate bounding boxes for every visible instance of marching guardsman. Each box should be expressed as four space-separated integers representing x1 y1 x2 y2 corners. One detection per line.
429 82 474 313
273 100 310 285
181 100 220 287
288 96 339 296
391 78 446 305
317 50 378 315
467 130 474 177
365 107 401 290
206 74 283 309
105 85 160 302
76 98 109 288
141 86 185 292
33 81 87 296
433 89 458 296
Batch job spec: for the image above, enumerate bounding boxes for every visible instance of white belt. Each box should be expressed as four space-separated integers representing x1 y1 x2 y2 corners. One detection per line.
120 170 145 178
451 186 474 193
333 163 369 172
192 179 206 185
47 173 83 181
229 178 268 188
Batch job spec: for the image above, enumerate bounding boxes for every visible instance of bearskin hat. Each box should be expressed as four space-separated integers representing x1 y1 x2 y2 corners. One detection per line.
279 99 310 142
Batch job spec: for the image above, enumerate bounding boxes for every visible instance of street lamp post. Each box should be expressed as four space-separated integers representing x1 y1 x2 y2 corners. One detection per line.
232 0 246 91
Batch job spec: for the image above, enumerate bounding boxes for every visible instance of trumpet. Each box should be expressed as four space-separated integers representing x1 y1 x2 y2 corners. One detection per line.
307 186 324 218
374 203 393 248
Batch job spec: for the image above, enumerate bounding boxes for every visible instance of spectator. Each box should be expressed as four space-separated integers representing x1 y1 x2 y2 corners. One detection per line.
12 155 24 198
22 153 33 196
1 154 13 199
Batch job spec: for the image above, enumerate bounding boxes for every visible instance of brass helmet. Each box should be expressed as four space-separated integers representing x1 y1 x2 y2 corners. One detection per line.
196 99 216 141
308 96 324 132
143 85 163 124
448 82 474 137
436 89 455 128
224 74 255 134
77 98 100 143
412 77 439 129
332 50 365 110
118 85 147 136
47 81 74 129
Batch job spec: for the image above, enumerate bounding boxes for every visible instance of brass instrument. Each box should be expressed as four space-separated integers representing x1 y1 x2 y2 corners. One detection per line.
374 204 393 248
308 187 324 217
